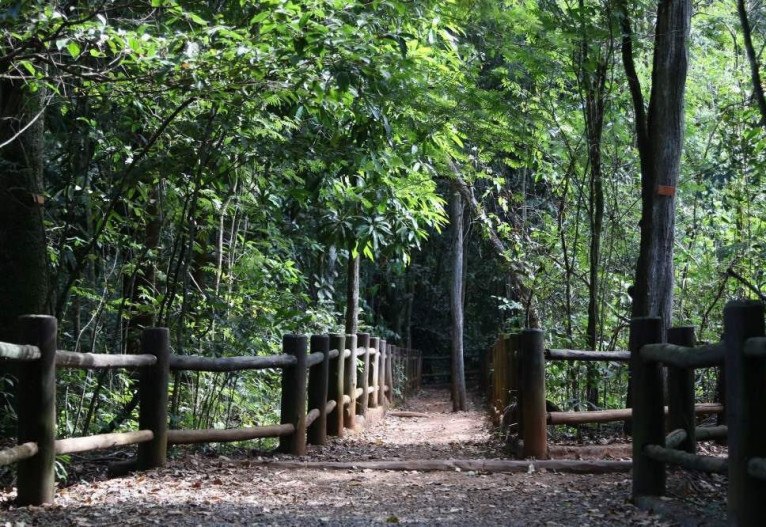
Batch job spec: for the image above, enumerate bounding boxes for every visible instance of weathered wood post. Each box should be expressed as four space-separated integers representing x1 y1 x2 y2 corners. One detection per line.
344 334 357 429
666 326 696 453
520 328 547 459
388 341 394 404
630 317 665 499
279 334 308 455
724 300 766 526
416 349 422 390
137 327 170 470
307 334 330 445
378 339 387 406
369 337 379 408
327 334 345 437
16 315 57 506
357 333 370 417
508 334 520 404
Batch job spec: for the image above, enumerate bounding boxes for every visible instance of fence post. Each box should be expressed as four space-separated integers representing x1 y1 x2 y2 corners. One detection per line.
137 327 170 470
344 334 357 429
630 317 665 499
16 315 57 506
378 339 387 406
724 300 766 526
666 326 695 453
386 344 395 405
508 334 520 405
279 334 308 455
307 335 330 445
520 328 547 459
369 337 379 409
357 333 370 417
327 334 345 437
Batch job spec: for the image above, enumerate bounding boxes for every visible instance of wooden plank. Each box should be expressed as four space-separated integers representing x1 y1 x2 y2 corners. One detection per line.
0 442 38 467
55 431 153 455
56 350 156 369
250 458 632 474
0 342 40 361
169 353 296 372
168 424 295 444
545 349 630 362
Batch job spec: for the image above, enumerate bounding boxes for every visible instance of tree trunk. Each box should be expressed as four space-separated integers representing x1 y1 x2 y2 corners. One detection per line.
580 2 610 406
0 81 48 341
620 0 691 329
449 182 467 411
450 171 540 328
344 251 360 334
737 0 766 126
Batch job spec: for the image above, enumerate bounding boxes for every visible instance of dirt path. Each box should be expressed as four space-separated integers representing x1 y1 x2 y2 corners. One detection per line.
1 388 724 526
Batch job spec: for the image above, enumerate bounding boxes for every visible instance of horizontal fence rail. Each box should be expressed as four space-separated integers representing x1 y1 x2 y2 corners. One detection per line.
0 317 422 506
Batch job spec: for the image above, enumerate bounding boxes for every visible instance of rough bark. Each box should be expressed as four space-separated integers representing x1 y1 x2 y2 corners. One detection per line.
620 0 691 329
737 0 766 125
449 182 467 411
0 81 49 341
579 2 610 406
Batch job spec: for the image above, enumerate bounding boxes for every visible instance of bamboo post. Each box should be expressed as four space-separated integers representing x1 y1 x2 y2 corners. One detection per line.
137 327 170 470
520 329 547 459
724 300 766 526
378 339 387 406
16 315 57 506
344 334 357 429
357 333 370 417
369 337 379 408
327 334 345 437
307 335 330 445
666 326 696 454
279 334 308 455
630 317 665 499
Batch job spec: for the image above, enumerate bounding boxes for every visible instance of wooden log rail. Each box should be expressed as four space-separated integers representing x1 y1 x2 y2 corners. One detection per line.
483 327 726 460
0 317 420 507
628 301 766 526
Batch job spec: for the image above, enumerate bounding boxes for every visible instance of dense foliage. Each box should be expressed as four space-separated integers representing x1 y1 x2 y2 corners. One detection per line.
0 0 763 444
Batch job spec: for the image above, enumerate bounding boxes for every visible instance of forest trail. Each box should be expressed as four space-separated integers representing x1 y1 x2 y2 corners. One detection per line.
2 388 705 526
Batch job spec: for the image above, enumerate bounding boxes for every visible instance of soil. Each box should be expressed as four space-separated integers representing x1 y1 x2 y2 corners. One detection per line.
0 388 727 526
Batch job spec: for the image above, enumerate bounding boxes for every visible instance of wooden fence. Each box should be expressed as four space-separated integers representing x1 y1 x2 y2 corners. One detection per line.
482 331 723 459
0 315 421 506
631 300 766 526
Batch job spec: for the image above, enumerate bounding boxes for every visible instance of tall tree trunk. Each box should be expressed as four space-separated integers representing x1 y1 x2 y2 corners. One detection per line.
0 81 48 341
619 0 691 429
450 170 541 328
579 0 610 407
620 0 691 329
449 183 467 411
344 251 360 334
737 0 766 125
